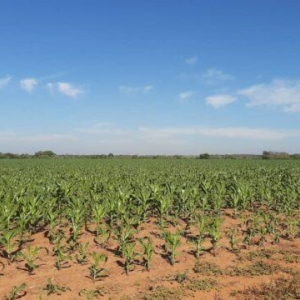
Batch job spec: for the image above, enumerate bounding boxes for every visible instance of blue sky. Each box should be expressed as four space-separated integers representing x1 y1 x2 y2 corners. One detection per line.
1 0 300 155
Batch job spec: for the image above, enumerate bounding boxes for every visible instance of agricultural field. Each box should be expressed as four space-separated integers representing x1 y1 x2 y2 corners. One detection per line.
0 158 300 299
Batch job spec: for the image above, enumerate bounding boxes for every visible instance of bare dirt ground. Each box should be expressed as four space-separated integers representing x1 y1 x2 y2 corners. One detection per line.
1 211 300 299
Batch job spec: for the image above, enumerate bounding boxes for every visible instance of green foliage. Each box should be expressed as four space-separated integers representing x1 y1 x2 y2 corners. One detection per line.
198 153 210 159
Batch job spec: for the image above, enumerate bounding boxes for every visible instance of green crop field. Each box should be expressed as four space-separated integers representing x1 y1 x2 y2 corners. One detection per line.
0 158 300 299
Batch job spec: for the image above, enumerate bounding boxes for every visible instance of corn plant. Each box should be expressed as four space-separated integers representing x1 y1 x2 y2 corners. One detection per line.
75 242 89 265
209 217 222 256
45 208 59 244
163 230 181 265
18 246 48 275
88 252 108 281
155 194 172 228
91 204 107 236
53 245 72 270
123 242 138 274
0 230 21 263
138 237 153 271
226 227 241 253
287 217 299 240
113 226 136 257
191 213 209 258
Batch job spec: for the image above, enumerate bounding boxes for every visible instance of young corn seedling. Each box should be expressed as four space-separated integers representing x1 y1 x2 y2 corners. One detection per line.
75 242 89 265
5 283 27 300
91 204 107 236
43 278 70 296
123 242 138 275
191 213 209 258
68 216 83 251
138 237 153 271
45 209 59 244
163 230 181 265
191 236 205 259
156 194 172 228
0 230 21 263
88 252 108 281
93 226 110 248
226 228 241 253
287 218 299 240
210 217 222 257
18 245 48 275
54 247 72 270
113 226 136 257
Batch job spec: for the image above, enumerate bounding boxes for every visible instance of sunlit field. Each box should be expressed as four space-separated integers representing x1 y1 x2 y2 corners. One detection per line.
0 158 300 299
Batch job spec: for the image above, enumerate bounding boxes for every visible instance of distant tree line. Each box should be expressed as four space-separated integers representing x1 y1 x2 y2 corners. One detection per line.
261 151 300 160
0 150 300 160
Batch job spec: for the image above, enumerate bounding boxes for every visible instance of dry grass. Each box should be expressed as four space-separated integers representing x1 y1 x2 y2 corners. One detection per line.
236 273 300 300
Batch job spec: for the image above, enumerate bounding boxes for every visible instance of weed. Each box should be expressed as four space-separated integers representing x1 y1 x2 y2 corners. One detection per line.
187 278 218 292
193 260 223 276
237 273 300 299
79 287 104 299
4 283 27 300
43 278 70 295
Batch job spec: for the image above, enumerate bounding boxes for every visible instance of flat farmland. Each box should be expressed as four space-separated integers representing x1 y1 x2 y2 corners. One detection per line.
0 159 299 299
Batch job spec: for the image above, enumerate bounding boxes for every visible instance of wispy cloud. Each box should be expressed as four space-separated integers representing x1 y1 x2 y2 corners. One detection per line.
185 56 198 65
0 75 12 89
20 78 38 93
179 91 195 101
76 124 300 141
139 127 300 141
39 71 66 82
57 82 83 98
0 131 77 143
203 68 235 85
45 81 83 98
206 94 236 108
238 79 300 112
119 85 154 94
76 123 133 136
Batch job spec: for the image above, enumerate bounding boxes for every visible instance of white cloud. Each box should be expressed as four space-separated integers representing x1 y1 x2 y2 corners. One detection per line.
20 78 38 93
185 56 198 65
203 68 235 84
206 94 236 108
119 85 154 94
238 79 300 112
58 82 82 98
179 91 195 101
0 75 12 89
139 127 300 141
